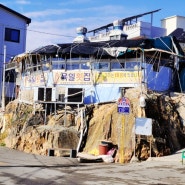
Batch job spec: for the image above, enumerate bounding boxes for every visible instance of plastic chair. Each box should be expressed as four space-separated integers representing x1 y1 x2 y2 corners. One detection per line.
182 151 185 164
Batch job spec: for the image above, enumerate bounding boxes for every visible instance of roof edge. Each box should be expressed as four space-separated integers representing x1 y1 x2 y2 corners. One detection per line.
0 4 31 24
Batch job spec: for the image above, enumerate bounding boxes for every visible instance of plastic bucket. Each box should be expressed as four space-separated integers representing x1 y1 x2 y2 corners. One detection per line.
99 144 108 155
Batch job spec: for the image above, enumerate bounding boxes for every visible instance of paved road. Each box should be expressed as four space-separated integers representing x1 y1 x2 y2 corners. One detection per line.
0 146 185 185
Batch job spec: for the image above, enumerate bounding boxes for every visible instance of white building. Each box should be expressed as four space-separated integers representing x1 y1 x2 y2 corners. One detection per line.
161 15 185 51
0 4 31 103
124 21 166 39
161 15 185 36
86 21 166 43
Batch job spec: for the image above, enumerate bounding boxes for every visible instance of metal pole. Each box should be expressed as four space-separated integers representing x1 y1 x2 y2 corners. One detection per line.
151 13 153 26
1 45 6 133
64 103 66 127
2 45 6 111
44 103 47 125
133 122 136 158
119 114 125 163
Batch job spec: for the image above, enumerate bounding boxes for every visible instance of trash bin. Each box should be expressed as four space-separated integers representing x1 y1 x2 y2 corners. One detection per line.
99 144 108 155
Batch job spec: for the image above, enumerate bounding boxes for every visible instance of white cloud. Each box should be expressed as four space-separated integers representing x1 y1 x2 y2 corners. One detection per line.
15 0 30 5
24 4 145 51
59 0 92 6
25 9 73 19
26 19 80 51
25 12 122 51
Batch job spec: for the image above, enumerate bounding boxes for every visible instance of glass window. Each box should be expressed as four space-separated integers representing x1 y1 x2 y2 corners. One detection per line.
66 63 79 70
81 63 90 69
52 62 65 69
111 62 125 70
110 35 120 40
92 62 109 70
5 28 20 43
125 62 141 70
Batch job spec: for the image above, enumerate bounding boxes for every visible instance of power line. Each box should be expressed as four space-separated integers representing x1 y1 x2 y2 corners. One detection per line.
0 22 76 39
27 29 76 38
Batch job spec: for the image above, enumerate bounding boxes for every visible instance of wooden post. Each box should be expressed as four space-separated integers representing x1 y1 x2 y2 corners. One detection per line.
150 136 152 158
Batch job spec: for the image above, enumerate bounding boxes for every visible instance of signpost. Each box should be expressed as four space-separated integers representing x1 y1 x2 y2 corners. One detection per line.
117 97 130 163
117 97 130 114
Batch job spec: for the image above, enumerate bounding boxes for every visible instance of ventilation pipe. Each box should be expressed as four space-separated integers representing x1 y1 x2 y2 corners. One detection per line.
73 27 89 43
113 20 123 30
109 20 128 40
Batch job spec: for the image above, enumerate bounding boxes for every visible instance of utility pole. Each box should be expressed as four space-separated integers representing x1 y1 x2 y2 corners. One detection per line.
2 45 6 112
1 45 6 133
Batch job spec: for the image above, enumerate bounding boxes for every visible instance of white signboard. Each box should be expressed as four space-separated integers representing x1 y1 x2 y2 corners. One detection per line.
135 118 152 136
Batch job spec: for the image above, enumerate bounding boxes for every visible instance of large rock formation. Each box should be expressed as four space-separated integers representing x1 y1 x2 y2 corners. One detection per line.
82 89 185 162
0 87 185 162
1 101 79 156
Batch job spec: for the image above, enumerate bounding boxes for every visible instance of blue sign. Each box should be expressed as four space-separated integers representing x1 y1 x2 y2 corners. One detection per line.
117 97 130 114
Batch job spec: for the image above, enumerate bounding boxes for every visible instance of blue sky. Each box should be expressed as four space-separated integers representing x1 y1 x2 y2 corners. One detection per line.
1 0 185 51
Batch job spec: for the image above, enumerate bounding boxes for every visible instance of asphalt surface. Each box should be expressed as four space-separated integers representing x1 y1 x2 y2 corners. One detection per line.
0 146 185 185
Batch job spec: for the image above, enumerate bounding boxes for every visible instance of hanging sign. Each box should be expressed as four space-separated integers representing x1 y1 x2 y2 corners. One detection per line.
117 97 130 114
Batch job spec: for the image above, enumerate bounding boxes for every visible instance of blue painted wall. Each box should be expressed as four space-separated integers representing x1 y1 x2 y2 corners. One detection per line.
144 63 172 92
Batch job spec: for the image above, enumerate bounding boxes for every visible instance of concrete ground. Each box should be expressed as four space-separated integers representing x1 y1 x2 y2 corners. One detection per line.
0 146 185 185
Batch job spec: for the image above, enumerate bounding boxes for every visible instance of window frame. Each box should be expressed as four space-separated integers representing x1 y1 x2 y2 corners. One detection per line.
5 27 20 43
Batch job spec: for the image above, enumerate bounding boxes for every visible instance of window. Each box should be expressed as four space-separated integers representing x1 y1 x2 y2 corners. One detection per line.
111 61 125 70
5 28 20 43
52 61 65 70
110 35 120 40
81 63 90 69
92 62 109 71
125 62 141 70
5 70 16 82
66 63 79 70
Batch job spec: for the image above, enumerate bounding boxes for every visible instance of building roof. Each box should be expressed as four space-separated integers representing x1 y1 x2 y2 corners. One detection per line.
0 4 31 24
161 15 185 21
29 36 184 58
